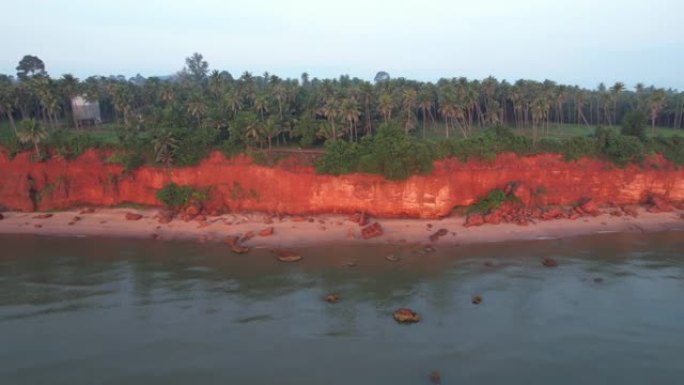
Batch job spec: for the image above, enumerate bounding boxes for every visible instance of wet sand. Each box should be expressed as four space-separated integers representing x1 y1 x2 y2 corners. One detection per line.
0 207 682 247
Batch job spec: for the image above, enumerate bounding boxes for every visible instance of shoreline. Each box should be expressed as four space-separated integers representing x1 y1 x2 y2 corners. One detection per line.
1 207 683 248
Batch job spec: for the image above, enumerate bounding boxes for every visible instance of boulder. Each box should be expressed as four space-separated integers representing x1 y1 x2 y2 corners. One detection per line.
578 199 600 216
542 207 565 220
324 294 339 304
429 371 442 384
231 244 249 254
125 213 143 221
240 231 255 242
512 183 533 207
157 209 174 224
483 212 502 225
224 235 240 247
361 222 384 240
621 206 639 217
429 228 449 242
393 308 420 324
542 258 558 268
648 195 674 213
272 248 303 262
258 227 274 237
464 214 484 227
348 212 369 226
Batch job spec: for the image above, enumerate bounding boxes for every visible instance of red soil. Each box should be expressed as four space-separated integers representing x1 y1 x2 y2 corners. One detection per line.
1 149 682 218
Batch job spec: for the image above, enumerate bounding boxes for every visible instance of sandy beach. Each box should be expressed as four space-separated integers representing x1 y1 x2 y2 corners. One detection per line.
1 206 683 248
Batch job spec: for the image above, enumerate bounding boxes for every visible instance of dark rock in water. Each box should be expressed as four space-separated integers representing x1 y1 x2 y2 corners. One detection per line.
542 258 558 268
429 371 441 384
272 249 302 262
361 222 383 239
594 277 604 283
324 294 339 303
393 308 420 324
484 261 495 267
472 295 483 305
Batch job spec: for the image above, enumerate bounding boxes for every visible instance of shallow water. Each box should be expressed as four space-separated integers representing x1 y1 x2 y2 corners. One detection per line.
1 232 683 385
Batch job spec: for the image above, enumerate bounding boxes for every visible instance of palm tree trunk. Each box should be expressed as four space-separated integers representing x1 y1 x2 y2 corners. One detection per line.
6 111 17 134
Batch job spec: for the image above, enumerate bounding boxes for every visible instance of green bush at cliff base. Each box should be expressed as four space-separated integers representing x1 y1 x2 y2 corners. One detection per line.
466 189 508 214
156 183 210 208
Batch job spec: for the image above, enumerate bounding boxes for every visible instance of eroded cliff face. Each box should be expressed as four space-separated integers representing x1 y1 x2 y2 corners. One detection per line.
1 149 682 218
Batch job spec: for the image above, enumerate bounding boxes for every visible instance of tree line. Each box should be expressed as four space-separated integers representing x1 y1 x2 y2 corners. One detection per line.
1 53 683 148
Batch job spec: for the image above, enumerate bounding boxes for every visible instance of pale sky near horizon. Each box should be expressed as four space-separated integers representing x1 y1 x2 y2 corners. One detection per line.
2 0 682 90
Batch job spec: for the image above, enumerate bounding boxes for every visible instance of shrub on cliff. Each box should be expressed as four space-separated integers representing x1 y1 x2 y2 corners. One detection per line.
467 189 508 214
315 122 433 180
621 110 647 140
594 127 645 166
156 183 210 208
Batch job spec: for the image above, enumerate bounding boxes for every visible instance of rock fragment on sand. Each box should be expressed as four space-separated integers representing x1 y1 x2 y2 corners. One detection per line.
361 222 383 240
125 213 143 221
79 208 95 214
464 214 484 227
393 308 420 324
231 244 249 254
472 295 483 305
429 228 448 242
258 227 274 236
33 213 53 219
348 212 369 226
272 249 303 263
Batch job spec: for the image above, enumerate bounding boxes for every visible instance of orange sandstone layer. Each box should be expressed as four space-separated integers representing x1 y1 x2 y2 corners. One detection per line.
0 150 683 218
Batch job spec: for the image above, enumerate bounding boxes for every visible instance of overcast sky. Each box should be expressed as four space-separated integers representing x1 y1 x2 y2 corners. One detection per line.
2 0 682 90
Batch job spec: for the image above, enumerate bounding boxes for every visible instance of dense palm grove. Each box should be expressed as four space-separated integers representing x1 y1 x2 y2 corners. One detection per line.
1 53 683 179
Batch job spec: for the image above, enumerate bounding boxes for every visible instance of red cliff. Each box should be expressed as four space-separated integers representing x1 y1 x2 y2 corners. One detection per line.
1 149 682 218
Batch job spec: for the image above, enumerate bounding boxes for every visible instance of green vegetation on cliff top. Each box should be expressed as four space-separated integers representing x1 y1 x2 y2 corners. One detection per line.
1 53 684 180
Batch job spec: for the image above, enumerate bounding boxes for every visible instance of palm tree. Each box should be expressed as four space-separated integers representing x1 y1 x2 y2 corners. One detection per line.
0 75 17 134
152 130 179 167
320 99 339 141
401 88 417 136
261 117 280 150
17 119 47 158
253 94 270 121
609 82 625 125
186 97 208 127
417 87 433 139
224 88 243 118
648 89 667 135
340 98 360 141
59 74 80 128
359 82 374 135
378 92 394 122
